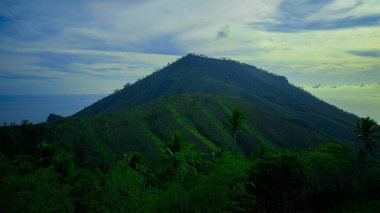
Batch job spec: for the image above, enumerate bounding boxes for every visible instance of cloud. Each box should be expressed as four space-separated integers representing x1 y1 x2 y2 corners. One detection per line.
0 74 58 80
216 25 230 39
302 82 380 90
0 46 179 94
255 15 380 32
0 0 379 95
251 0 380 32
278 0 333 22
303 82 380 122
307 0 380 21
348 50 380 58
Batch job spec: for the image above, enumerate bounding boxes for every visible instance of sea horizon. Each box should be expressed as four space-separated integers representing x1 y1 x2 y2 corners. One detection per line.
0 94 106 125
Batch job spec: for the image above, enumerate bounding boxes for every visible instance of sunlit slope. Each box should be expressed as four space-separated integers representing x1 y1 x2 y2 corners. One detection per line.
11 94 328 166
74 54 358 145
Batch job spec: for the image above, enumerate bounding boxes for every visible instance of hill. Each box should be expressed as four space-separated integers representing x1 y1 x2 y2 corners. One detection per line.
1 94 329 167
3 55 380 213
75 54 358 145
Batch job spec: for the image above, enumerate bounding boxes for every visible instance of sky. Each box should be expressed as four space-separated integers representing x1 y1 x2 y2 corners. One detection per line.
0 0 379 120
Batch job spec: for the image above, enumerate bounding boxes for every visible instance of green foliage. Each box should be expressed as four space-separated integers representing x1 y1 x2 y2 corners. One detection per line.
143 184 179 212
246 151 306 212
304 141 357 192
188 152 250 212
0 94 335 171
70 168 103 212
102 157 146 212
1 131 380 212
125 151 145 171
301 141 365 211
159 131 202 175
211 146 224 158
0 168 73 213
74 54 357 146
0 65 378 213
158 131 203 212
356 117 380 154
224 108 246 143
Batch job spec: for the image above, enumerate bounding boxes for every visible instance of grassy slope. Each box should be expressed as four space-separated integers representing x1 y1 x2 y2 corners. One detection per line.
74 55 357 146
24 94 328 166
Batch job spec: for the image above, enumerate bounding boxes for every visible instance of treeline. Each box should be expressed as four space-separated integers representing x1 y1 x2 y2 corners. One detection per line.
1 128 380 212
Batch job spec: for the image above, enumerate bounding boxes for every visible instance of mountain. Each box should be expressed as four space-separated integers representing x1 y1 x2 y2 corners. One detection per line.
1 54 360 167
1 94 329 168
46 113 63 123
1 54 372 212
74 54 358 146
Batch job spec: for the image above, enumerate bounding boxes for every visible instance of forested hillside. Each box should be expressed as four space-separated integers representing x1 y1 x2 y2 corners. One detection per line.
1 114 380 212
75 54 358 145
1 55 379 212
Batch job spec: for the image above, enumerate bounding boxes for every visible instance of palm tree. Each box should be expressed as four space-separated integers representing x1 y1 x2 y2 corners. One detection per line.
356 117 380 154
160 132 183 212
160 131 200 212
224 108 246 143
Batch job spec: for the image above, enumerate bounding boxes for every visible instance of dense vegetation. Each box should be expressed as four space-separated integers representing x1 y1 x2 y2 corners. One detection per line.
1 94 331 170
1 114 380 212
75 54 358 146
1 55 379 212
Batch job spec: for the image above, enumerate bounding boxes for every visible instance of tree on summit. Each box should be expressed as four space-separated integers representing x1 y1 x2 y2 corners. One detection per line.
224 108 246 144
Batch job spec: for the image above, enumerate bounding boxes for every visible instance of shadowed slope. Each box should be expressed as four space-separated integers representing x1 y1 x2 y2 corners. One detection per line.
74 54 357 145
0 94 330 167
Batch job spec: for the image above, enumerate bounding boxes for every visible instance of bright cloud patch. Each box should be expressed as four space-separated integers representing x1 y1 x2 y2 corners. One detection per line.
303 83 380 122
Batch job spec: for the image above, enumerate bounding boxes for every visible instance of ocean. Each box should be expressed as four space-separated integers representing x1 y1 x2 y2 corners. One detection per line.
0 94 106 125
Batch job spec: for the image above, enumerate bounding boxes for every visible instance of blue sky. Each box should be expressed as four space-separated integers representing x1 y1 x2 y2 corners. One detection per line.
0 0 379 121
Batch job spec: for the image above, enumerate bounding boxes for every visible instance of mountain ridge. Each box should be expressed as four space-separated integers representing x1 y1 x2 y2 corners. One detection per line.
74 54 358 146
6 94 329 167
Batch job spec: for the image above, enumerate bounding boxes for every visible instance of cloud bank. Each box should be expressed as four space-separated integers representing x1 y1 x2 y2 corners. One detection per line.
0 0 379 94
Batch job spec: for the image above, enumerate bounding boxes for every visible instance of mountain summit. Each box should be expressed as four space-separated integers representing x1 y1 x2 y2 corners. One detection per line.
74 54 357 145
